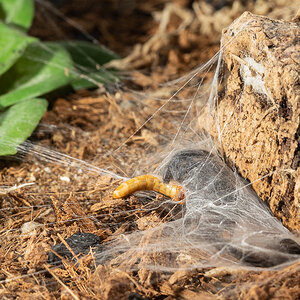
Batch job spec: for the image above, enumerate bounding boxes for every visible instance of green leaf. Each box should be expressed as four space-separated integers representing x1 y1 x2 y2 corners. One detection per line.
0 42 73 108
60 40 119 68
0 22 37 76
0 0 34 30
70 69 119 91
60 40 119 90
0 98 47 155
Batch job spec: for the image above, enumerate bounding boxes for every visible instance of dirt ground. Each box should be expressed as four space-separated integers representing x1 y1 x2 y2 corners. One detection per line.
1 1 300 299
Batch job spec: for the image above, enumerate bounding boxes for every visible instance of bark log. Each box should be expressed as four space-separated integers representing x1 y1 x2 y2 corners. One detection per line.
199 12 300 232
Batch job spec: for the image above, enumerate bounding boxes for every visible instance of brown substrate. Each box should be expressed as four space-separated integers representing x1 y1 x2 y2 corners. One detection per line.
1 91 299 299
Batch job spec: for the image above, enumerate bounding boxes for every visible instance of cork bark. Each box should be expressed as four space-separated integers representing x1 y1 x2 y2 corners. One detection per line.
199 12 300 232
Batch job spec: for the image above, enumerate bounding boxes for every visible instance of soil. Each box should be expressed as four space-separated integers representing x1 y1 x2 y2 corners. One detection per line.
1 0 299 299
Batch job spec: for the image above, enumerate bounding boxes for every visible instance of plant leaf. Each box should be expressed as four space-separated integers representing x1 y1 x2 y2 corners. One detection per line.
70 69 120 91
60 40 119 68
0 22 37 76
0 0 34 30
0 42 73 108
0 98 47 155
60 40 119 90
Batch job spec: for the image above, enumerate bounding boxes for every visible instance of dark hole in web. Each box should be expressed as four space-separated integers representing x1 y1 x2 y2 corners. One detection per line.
161 149 300 268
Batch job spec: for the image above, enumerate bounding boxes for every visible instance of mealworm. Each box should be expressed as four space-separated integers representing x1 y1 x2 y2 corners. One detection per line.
113 175 184 201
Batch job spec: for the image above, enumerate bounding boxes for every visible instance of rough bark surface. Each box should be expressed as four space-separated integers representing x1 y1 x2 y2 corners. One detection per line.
200 12 300 232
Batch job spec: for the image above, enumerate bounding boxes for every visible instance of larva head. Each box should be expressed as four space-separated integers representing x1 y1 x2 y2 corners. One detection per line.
113 189 121 199
173 185 185 203
113 184 127 199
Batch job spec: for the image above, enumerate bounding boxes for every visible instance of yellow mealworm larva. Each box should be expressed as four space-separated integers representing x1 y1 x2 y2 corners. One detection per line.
113 175 184 201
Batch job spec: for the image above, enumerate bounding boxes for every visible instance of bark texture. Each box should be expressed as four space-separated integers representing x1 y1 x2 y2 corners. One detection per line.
200 12 300 232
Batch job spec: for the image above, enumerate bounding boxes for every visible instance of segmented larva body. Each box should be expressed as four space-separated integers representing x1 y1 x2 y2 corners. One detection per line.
113 175 184 201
